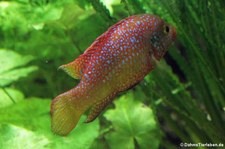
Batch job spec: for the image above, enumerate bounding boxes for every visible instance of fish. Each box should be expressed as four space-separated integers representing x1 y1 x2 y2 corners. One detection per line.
51 14 176 136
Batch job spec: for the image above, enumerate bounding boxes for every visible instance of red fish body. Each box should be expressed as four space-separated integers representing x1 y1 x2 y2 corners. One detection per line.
51 14 176 135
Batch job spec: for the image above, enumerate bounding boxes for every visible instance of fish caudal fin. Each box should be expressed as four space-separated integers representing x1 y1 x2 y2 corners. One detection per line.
51 92 84 136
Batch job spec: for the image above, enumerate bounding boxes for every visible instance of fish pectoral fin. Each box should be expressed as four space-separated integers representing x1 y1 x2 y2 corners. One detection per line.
59 53 91 79
85 93 116 123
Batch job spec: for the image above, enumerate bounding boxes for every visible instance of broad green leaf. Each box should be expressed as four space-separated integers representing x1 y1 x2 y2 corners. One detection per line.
0 98 51 132
0 88 24 108
0 49 34 73
0 1 63 31
0 66 38 87
104 92 161 149
0 50 38 86
53 116 99 149
56 4 88 29
0 98 99 149
0 124 50 149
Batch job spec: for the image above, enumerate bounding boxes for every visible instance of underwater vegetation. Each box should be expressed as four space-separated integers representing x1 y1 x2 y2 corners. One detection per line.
0 0 224 149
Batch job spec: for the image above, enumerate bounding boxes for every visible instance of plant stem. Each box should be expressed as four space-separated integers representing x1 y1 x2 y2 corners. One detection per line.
2 88 16 104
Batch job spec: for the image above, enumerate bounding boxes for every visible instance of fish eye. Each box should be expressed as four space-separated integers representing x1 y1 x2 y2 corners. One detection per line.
164 25 170 34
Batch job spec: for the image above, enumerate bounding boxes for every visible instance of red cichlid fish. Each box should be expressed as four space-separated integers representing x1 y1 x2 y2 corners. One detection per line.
51 14 176 136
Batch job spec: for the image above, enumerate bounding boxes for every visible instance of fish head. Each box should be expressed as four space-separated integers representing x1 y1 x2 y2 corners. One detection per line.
147 16 176 60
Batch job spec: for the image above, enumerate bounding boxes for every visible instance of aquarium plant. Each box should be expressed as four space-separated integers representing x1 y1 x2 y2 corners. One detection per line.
0 0 224 149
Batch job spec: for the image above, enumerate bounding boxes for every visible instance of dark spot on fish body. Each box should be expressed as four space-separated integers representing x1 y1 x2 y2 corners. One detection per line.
150 34 160 48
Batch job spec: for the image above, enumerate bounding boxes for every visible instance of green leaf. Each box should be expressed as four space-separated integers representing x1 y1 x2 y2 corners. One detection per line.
0 49 34 73
0 88 24 108
0 124 50 149
56 3 88 29
104 92 161 149
0 50 38 86
0 98 100 149
54 116 99 149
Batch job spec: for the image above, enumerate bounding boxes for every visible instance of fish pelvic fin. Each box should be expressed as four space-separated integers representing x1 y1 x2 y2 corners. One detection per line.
85 92 116 123
59 53 91 79
51 91 86 136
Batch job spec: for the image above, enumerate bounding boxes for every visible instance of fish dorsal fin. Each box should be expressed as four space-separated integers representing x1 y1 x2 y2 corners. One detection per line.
59 33 108 79
59 17 131 79
58 16 131 79
59 53 92 79
85 93 116 123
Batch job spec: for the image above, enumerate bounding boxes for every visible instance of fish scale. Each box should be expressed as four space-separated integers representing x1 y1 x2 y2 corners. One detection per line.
51 14 176 136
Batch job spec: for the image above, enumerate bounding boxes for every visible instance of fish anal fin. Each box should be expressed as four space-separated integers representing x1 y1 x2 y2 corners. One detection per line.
59 54 90 79
85 93 116 123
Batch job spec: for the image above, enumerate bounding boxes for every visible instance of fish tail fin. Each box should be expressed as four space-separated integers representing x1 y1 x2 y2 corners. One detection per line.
50 90 86 136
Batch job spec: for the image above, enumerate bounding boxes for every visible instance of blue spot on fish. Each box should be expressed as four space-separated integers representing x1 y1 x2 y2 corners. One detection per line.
130 37 136 43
